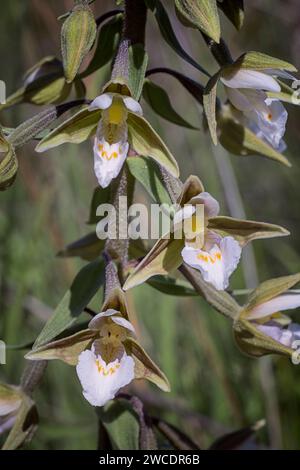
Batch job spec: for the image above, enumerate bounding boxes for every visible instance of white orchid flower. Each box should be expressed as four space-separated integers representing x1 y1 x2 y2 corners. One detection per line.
89 93 143 188
247 294 300 348
178 192 242 291
221 68 293 151
76 309 136 407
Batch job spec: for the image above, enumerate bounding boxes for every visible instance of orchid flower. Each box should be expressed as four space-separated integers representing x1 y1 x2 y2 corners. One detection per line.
175 192 241 290
0 383 22 435
76 308 136 407
89 93 143 188
221 68 295 152
26 289 169 408
246 293 300 349
124 176 288 293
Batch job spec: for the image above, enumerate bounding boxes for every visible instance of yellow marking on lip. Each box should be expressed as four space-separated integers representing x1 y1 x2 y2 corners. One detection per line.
197 252 221 264
96 359 121 376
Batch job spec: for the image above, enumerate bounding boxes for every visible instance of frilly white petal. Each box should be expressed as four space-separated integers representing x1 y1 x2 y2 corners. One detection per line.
221 69 281 92
93 138 129 188
248 294 300 320
181 236 241 290
123 97 143 115
89 94 113 111
76 349 135 407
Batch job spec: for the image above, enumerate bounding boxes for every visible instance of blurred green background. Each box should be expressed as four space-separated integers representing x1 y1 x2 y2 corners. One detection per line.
1 0 300 450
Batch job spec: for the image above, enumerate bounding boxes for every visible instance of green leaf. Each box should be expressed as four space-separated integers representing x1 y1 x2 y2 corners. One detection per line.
123 237 184 291
143 80 197 129
208 216 289 246
128 44 148 101
126 156 171 205
61 4 97 83
127 113 179 177
226 51 297 73
26 329 97 365
175 0 221 43
0 130 18 191
145 0 210 77
124 337 170 392
203 71 221 145
58 232 105 261
99 399 140 450
87 186 111 224
2 395 38 450
34 259 104 347
147 275 198 296
80 14 123 79
218 111 291 167
36 107 101 152
218 0 244 31
245 273 300 313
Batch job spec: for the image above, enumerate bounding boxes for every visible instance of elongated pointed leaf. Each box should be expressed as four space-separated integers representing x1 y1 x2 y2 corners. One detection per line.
127 113 179 177
208 216 289 246
218 0 244 31
80 14 123 78
26 329 97 365
203 71 221 145
143 80 197 129
145 0 210 77
123 237 184 290
210 419 265 450
34 259 104 347
219 113 291 167
99 399 140 450
128 44 148 101
245 273 300 312
61 4 97 83
127 156 171 205
175 0 221 43
36 107 101 152
58 232 105 261
147 275 198 296
124 337 170 392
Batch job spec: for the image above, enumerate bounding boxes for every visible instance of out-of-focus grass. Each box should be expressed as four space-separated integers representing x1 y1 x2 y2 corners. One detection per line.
1 0 300 450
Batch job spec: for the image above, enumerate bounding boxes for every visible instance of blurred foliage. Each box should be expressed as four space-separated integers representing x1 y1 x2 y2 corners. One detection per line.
0 0 300 450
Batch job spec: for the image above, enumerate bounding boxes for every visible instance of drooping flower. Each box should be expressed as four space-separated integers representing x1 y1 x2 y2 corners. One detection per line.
221 69 294 151
124 176 289 292
89 93 142 188
234 273 300 360
0 383 22 435
36 82 179 188
246 293 300 349
76 308 136 407
175 192 241 290
26 288 169 407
